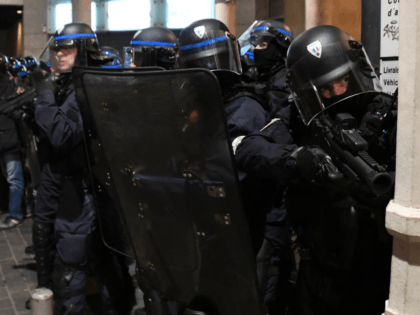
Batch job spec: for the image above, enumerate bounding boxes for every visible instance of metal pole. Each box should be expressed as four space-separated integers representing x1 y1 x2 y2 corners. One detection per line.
30 288 53 315
361 0 381 67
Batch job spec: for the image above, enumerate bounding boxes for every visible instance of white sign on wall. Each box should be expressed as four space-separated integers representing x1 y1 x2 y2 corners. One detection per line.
380 60 399 95
380 0 399 57
380 0 399 94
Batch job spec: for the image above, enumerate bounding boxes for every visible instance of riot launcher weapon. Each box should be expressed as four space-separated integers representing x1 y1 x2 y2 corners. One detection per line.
0 86 36 117
313 113 393 196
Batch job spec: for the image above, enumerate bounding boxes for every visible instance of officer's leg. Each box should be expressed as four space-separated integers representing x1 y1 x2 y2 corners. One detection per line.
89 228 136 315
53 180 95 315
135 264 170 315
256 238 273 299
3 153 24 221
263 215 296 315
33 165 61 289
33 221 55 288
53 239 88 315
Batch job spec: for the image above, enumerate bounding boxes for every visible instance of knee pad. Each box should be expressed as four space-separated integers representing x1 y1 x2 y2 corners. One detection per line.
52 256 85 299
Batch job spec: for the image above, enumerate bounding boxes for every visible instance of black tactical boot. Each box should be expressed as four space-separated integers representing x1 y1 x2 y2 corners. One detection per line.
33 221 55 288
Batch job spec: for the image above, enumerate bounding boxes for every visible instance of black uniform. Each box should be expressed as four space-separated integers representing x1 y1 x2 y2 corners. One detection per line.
32 23 134 315
285 25 395 315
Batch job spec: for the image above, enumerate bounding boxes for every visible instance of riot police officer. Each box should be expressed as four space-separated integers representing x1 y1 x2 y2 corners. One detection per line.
100 46 123 68
240 20 293 113
284 25 395 315
130 26 178 69
238 20 298 314
178 21 300 315
30 22 134 315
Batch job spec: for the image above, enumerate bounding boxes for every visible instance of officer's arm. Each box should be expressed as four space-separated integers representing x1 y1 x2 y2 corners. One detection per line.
34 90 83 151
234 119 298 183
225 96 270 140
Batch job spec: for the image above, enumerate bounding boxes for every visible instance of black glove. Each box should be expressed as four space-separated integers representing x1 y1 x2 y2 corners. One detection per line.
2 103 32 123
28 71 55 96
295 146 349 187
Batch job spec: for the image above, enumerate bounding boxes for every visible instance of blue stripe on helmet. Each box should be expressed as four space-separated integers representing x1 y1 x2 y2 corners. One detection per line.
180 36 227 50
254 26 269 31
100 64 123 68
103 51 116 56
277 29 293 38
54 33 96 41
130 40 176 47
245 51 254 60
254 26 293 38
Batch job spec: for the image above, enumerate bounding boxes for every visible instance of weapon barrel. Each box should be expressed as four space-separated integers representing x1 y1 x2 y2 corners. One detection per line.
326 134 393 196
0 89 36 115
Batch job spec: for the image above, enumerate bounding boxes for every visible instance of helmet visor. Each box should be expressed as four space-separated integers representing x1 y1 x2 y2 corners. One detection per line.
241 46 256 67
49 39 87 74
238 20 262 56
131 40 177 69
179 30 242 75
288 42 381 125
239 20 294 56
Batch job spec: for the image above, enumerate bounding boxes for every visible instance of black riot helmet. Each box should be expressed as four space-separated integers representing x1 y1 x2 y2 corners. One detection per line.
130 26 178 69
24 56 39 72
8 57 21 77
178 19 242 75
286 25 381 125
45 22 113 74
0 53 9 74
16 58 28 78
239 20 293 72
100 46 123 68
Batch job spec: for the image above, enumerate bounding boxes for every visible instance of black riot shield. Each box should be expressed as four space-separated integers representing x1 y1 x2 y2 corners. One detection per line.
73 67 262 315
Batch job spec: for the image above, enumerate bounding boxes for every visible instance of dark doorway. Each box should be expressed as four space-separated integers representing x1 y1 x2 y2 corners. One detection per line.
0 5 23 57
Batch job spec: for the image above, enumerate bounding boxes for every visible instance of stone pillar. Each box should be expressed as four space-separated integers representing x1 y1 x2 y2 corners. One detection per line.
150 0 167 27
72 0 91 26
385 0 420 314
235 0 256 36
284 0 305 36
23 0 48 57
216 0 236 34
305 0 319 29
255 0 269 20
95 1 107 32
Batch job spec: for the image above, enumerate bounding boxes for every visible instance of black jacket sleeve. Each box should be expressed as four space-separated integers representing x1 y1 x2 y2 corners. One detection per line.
235 118 298 183
34 90 84 152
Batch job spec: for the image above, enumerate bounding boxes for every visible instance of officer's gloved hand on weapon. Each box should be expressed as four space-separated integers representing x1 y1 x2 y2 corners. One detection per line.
294 145 351 189
0 85 36 123
28 71 56 96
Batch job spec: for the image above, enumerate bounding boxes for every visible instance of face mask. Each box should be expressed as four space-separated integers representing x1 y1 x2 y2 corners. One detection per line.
253 44 283 72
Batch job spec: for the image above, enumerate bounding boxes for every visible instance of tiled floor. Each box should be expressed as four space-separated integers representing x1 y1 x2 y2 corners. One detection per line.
0 214 144 315
0 216 34 315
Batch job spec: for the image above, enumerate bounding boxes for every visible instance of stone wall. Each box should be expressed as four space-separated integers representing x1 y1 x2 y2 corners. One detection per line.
23 0 48 57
